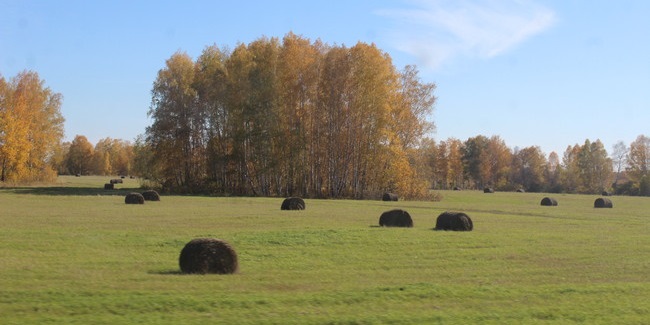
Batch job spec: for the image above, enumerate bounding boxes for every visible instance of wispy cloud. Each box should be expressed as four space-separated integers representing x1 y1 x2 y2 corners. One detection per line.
377 0 557 69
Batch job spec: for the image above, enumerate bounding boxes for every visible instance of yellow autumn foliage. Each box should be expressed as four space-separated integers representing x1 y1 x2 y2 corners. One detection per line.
0 71 64 183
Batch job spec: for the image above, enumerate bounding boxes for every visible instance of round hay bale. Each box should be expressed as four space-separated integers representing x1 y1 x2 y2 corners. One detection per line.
601 191 610 196
517 188 525 193
141 190 160 201
125 192 145 204
104 183 114 190
594 197 613 208
379 209 413 227
281 197 305 210
434 212 473 231
382 192 399 201
484 187 495 193
179 238 238 274
110 178 123 184
453 186 462 191
540 197 558 206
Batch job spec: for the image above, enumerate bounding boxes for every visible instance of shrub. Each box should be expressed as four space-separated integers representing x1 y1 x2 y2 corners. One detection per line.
434 212 473 231
125 192 145 204
540 197 558 206
594 197 613 208
141 190 160 201
179 238 238 274
281 197 305 210
379 209 413 227
382 192 398 201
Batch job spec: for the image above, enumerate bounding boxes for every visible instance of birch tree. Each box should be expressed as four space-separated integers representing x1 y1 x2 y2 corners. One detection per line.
147 51 202 191
66 135 94 176
0 71 64 182
627 135 650 195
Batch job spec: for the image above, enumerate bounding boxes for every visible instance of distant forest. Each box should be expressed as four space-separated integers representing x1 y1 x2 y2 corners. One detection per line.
49 133 650 197
2 33 649 197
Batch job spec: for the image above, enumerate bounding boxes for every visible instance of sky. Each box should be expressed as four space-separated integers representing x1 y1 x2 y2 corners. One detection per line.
1 0 649 156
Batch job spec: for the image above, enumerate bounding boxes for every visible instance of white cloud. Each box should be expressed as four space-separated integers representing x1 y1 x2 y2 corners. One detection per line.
377 0 557 69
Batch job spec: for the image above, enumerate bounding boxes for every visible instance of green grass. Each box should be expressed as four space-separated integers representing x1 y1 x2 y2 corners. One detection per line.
1 176 649 324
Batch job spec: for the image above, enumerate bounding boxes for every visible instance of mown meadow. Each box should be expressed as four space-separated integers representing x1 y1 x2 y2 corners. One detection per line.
1 176 649 324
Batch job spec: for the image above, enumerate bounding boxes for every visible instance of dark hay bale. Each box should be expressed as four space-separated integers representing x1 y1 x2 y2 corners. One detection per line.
601 191 610 196
75 173 81 177
281 197 305 210
382 192 399 201
379 209 413 228
141 190 160 201
434 212 473 231
484 187 495 193
594 197 613 208
104 183 114 190
110 178 123 184
179 238 238 274
125 192 145 204
453 186 462 191
120 175 126 179
540 197 558 206
517 188 525 193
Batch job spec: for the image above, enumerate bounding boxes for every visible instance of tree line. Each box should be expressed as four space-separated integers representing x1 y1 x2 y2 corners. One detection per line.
45 131 647 197
141 33 650 198
3 48 649 197
419 134 650 196
0 71 134 181
46 131 650 197
52 135 134 177
142 33 436 198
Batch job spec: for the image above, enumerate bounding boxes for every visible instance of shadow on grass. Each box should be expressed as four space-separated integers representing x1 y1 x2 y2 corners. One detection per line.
148 269 184 275
4 186 142 196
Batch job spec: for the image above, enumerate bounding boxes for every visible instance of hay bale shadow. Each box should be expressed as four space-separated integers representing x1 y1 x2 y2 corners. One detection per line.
379 209 413 227
148 270 183 275
434 212 473 231
179 238 238 274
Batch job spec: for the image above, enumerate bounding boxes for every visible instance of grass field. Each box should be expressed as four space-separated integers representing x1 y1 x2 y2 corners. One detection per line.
1 176 649 324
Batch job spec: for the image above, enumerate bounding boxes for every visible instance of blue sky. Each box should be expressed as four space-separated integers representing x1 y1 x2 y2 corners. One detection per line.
1 0 648 156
